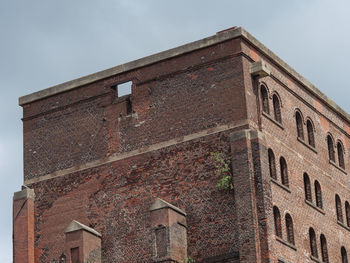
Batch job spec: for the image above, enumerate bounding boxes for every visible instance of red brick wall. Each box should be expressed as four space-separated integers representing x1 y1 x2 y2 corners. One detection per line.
30 132 241 262
241 40 350 262
22 38 245 181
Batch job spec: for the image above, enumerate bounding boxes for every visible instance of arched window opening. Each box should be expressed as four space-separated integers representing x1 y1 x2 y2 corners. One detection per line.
327 135 335 162
307 120 315 148
268 149 277 180
320 234 329 263
280 157 289 187
342 246 348 263
285 213 294 245
336 194 344 223
260 85 269 114
273 95 282 123
273 206 282 238
309 228 318 258
346 201 350 228
296 112 304 140
304 173 312 202
338 142 345 169
314 181 323 209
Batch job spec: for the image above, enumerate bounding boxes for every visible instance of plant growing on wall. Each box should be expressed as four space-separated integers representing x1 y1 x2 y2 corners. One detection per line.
211 152 233 190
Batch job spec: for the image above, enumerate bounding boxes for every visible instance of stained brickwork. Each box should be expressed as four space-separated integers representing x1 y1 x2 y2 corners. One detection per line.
14 27 350 263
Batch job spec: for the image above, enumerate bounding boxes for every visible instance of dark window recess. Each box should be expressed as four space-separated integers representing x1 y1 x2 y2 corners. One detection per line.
307 120 315 148
285 213 295 245
280 157 289 187
327 135 335 162
273 206 282 238
314 181 323 209
304 173 312 202
336 194 344 223
342 247 348 263
70 247 80 263
346 201 350 227
268 149 277 180
338 142 345 169
309 228 318 258
273 95 282 123
296 112 304 140
261 85 269 114
320 234 329 263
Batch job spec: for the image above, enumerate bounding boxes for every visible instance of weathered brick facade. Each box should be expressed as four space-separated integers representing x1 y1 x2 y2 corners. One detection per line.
13 27 350 263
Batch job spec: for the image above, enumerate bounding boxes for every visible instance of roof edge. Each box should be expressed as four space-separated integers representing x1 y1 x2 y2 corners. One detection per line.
18 27 242 106
239 28 350 123
19 26 350 125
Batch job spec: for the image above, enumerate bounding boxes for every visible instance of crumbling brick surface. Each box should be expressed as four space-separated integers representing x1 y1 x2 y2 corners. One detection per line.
30 132 239 262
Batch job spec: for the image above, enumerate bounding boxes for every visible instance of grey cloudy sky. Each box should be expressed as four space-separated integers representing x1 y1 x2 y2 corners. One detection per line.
1 0 349 261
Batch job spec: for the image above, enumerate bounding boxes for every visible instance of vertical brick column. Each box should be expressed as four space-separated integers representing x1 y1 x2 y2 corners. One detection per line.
13 187 35 263
230 129 272 263
149 198 187 263
65 220 102 263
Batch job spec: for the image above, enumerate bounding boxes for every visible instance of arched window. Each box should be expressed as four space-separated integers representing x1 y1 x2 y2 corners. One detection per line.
273 206 282 238
261 85 269 114
273 94 282 123
268 149 277 180
338 142 345 169
320 234 329 263
327 135 335 162
307 120 315 148
285 213 295 245
336 194 344 223
314 180 323 209
280 157 289 187
309 227 318 258
346 201 350 227
342 246 348 263
304 173 312 202
296 111 304 140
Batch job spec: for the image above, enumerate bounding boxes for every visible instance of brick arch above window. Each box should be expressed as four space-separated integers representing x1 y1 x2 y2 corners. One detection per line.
285 213 294 245
341 246 348 263
306 118 316 148
337 140 345 169
273 206 282 238
294 109 304 140
320 234 329 263
314 180 323 209
268 148 277 180
303 173 312 202
280 157 289 187
272 94 282 124
260 84 270 114
327 134 335 162
309 227 318 258
336 194 344 223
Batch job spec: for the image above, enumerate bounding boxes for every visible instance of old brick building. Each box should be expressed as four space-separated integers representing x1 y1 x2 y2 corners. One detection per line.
13 27 350 263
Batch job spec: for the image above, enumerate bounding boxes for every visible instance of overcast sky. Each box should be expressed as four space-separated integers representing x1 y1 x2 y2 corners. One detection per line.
1 0 350 261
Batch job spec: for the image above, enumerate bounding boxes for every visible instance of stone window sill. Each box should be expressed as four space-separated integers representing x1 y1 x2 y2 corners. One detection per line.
271 178 291 193
330 160 347 174
337 220 350 232
305 200 325 215
262 112 284 130
276 236 297 251
310 255 322 263
297 137 317 154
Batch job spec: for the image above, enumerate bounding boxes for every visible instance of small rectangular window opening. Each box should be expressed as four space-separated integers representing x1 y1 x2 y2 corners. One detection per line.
117 81 132 97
